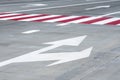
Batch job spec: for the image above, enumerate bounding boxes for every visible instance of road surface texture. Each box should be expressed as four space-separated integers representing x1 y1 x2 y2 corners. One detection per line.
0 0 120 80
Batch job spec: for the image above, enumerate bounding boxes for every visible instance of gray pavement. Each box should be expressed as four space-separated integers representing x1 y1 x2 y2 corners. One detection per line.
0 0 120 80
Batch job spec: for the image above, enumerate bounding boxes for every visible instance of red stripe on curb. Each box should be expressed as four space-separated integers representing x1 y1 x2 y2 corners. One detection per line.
0 14 27 18
33 15 67 22
106 19 120 25
81 17 111 24
11 14 48 20
58 16 90 23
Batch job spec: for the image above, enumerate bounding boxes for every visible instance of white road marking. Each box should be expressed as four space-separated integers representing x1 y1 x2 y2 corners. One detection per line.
22 30 40 34
22 4 47 8
57 23 71 26
102 11 120 16
10 0 119 13
0 2 47 6
0 36 93 67
85 5 110 10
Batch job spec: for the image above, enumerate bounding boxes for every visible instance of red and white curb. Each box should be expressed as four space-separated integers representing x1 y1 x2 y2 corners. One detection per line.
0 12 120 26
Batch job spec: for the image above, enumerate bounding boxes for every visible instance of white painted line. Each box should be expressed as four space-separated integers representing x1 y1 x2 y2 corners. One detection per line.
19 15 60 21
0 3 47 6
22 4 47 8
44 16 79 22
85 5 110 10
102 11 120 16
57 23 71 26
0 14 40 20
31 4 47 6
93 18 120 25
9 0 119 13
22 30 40 34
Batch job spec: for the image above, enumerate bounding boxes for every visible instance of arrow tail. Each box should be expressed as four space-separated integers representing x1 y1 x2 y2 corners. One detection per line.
0 60 14 67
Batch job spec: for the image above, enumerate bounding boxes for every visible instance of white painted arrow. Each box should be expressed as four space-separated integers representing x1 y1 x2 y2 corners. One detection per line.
0 35 92 67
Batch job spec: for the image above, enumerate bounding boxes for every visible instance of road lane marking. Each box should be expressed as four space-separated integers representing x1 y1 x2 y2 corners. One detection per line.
101 11 120 16
56 23 71 26
21 4 47 8
22 30 40 34
85 5 110 10
0 3 46 6
9 0 119 13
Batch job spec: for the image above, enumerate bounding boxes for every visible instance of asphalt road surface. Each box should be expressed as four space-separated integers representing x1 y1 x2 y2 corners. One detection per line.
0 0 120 80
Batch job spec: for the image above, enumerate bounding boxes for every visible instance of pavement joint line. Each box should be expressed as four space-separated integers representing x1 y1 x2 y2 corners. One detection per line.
8 0 120 13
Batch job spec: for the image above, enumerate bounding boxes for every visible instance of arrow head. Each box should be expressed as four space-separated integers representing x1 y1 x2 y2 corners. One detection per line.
48 47 93 66
45 35 87 46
